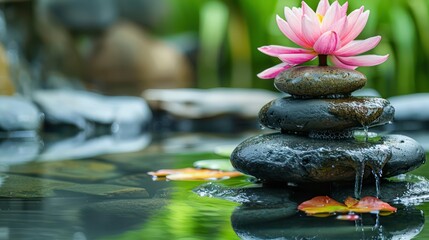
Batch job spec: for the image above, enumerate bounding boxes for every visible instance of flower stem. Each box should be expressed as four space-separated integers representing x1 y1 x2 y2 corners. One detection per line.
319 55 328 66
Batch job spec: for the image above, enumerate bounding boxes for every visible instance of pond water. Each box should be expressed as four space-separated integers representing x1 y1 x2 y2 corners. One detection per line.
1 131 429 240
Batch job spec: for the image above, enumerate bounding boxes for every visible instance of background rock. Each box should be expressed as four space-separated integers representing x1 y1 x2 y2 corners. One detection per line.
89 22 192 95
0 96 42 131
33 89 151 132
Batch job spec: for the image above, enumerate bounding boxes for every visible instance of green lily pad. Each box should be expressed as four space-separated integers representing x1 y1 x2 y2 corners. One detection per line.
193 159 235 172
353 131 382 143
214 145 236 158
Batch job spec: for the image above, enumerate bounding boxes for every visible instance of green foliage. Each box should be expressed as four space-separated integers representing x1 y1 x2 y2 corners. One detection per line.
161 0 429 97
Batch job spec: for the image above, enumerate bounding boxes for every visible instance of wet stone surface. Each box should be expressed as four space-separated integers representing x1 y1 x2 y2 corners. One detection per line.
230 133 425 183
55 184 149 198
259 97 394 133
0 174 75 198
8 159 121 182
274 66 367 98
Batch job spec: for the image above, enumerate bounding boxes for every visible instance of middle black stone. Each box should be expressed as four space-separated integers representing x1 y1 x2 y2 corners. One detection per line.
259 96 395 133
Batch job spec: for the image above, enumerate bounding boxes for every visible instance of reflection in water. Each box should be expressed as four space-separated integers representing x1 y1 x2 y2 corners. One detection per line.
232 205 423 239
39 131 151 161
196 178 428 239
0 136 42 166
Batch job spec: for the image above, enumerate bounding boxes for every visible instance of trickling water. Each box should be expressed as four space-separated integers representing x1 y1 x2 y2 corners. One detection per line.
363 125 369 142
372 169 383 198
354 160 365 199
351 144 391 199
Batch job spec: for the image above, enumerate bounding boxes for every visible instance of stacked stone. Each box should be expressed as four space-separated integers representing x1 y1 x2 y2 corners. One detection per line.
231 66 426 184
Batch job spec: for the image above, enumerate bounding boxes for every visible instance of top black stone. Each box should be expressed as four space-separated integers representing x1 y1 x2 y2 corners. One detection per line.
274 66 367 98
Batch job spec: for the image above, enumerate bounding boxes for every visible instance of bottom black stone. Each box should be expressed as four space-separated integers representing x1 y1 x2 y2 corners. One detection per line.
230 133 425 183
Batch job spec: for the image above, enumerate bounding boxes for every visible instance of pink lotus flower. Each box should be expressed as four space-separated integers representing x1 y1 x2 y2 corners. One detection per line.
258 0 389 79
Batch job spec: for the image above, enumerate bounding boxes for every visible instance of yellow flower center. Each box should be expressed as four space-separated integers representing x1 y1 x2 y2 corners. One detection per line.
317 13 324 23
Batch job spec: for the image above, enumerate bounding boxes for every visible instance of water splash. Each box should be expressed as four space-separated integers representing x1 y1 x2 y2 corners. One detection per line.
350 144 391 199
391 174 429 205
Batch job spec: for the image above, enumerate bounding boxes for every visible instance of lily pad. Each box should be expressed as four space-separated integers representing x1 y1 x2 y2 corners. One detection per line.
193 159 235 171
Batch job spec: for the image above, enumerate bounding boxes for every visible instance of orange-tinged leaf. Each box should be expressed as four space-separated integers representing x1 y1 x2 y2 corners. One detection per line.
298 196 397 216
166 171 242 181
348 196 397 213
148 168 242 181
344 196 359 208
148 168 200 177
298 196 349 215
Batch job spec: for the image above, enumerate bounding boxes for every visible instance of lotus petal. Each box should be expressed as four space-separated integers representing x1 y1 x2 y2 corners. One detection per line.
257 62 293 79
313 31 340 55
279 53 317 64
336 54 389 66
258 45 312 57
336 36 381 56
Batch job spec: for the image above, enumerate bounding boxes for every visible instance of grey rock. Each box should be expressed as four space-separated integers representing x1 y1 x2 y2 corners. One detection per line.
33 90 151 133
117 0 167 29
230 133 425 183
259 97 394 133
143 88 279 119
46 0 117 31
383 135 426 177
274 66 366 97
389 93 429 121
0 96 42 131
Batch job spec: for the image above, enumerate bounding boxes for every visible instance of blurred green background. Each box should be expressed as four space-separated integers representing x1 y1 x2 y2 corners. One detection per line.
161 0 429 97
1 0 428 98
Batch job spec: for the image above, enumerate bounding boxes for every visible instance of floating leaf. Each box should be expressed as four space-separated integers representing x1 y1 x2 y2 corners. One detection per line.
354 131 382 143
193 159 235 171
148 168 242 181
148 168 198 177
167 170 242 181
298 196 397 216
348 196 397 214
297 196 349 215
344 196 359 208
